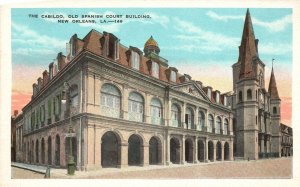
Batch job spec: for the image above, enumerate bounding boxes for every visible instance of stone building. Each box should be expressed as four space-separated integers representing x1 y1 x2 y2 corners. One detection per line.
280 123 293 157
14 9 291 171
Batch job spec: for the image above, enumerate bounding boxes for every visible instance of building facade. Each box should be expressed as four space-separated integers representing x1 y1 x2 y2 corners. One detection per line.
14 9 291 171
280 123 293 157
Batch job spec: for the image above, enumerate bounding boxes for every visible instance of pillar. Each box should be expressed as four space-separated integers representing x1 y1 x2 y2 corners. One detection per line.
120 142 128 168
143 143 149 166
166 134 170 165
145 93 151 123
221 141 224 161
122 85 129 120
194 107 199 130
181 135 185 164
194 137 198 163
230 140 234 161
205 138 209 162
213 140 216 162
95 128 101 167
181 103 186 128
260 137 265 153
165 99 172 126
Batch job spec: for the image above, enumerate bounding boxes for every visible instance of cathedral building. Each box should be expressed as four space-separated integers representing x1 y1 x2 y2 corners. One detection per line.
14 9 290 171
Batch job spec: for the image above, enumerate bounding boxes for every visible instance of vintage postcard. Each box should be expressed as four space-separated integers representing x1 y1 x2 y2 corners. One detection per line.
1 0 299 187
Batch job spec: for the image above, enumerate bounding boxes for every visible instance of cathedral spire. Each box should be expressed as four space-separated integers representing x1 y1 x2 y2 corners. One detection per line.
268 65 280 100
239 9 259 79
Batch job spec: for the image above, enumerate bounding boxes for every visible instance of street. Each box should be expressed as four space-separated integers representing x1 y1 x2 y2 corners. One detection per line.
11 157 292 179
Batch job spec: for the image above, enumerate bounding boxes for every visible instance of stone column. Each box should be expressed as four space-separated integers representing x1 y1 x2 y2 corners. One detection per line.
221 141 224 161
95 128 101 168
120 142 128 168
143 143 149 166
205 138 209 162
145 94 151 123
194 107 199 130
122 85 129 120
94 78 101 113
166 134 170 165
260 136 265 153
194 137 198 163
213 140 216 162
181 103 186 128
165 99 172 126
181 135 186 164
230 140 234 161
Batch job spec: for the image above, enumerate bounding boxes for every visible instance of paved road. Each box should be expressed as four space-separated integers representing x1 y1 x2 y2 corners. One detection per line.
11 167 44 179
11 157 292 179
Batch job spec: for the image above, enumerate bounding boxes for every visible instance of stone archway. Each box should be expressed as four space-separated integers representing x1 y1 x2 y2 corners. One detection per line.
216 141 222 161
198 140 205 162
208 141 214 162
224 142 230 160
101 131 121 168
149 136 162 165
128 134 144 166
170 137 180 164
185 138 194 163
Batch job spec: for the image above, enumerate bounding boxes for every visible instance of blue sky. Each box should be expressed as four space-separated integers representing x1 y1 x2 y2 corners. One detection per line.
11 8 292 93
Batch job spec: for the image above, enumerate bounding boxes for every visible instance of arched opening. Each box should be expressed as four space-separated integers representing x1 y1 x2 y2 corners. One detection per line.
239 91 243 102
216 141 222 161
185 139 194 163
198 111 205 131
171 103 181 127
55 135 60 166
185 107 194 129
41 138 45 164
224 142 230 160
197 140 205 162
215 116 221 134
208 114 214 133
101 131 121 168
35 139 39 164
273 107 277 114
150 98 163 125
100 83 121 118
128 134 144 166
65 137 77 166
128 92 144 122
47 136 52 165
208 141 214 162
149 137 162 165
247 89 252 100
170 137 180 164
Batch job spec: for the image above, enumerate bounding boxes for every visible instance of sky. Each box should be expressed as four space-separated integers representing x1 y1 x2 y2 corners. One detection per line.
11 8 292 125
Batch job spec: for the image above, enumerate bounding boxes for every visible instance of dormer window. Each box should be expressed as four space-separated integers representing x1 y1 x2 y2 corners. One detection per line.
170 70 176 82
152 61 159 78
216 92 220 103
49 63 53 80
207 88 211 100
131 51 140 70
114 39 119 60
224 96 227 106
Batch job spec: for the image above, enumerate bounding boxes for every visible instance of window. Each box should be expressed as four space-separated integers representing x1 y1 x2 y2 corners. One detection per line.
224 96 227 106
150 98 162 125
198 111 205 131
131 51 140 70
239 91 243 102
171 104 180 127
40 105 45 125
208 114 213 133
247 89 252 100
185 108 193 129
47 100 51 120
216 116 221 134
273 107 277 114
152 61 159 78
207 89 211 99
128 92 144 122
114 39 119 60
216 93 220 103
70 85 79 111
101 83 121 118
224 119 228 135
170 71 176 82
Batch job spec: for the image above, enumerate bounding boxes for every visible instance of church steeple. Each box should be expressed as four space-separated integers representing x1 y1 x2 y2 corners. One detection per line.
239 9 259 79
268 66 280 100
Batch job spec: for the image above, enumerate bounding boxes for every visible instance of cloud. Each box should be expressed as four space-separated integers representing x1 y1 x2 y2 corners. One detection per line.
206 11 292 33
13 48 58 56
259 42 292 55
170 17 239 52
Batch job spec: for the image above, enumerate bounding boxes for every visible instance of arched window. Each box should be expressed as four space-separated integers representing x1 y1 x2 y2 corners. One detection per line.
247 89 252 100
185 108 194 129
224 119 229 135
198 111 205 131
171 104 180 127
128 92 144 122
101 83 121 118
208 114 214 133
239 91 243 102
151 98 163 125
273 107 277 114
215 116 221 134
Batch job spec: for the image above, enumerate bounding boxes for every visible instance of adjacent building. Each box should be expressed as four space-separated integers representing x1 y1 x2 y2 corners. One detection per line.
13 9 291 170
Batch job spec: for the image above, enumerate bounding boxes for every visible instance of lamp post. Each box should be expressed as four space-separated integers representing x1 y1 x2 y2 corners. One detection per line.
62 82 76 175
